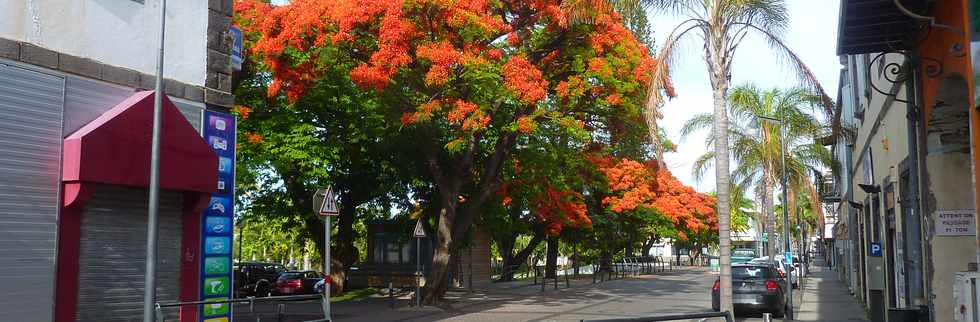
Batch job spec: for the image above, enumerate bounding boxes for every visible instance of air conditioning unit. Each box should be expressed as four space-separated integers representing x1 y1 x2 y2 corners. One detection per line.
954 271 980 322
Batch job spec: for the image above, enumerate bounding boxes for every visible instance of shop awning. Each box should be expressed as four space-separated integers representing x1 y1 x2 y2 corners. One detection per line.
837 0 929 55
62 91 217 193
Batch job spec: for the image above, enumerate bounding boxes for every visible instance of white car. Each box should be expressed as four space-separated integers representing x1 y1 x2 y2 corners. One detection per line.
750 257 798 288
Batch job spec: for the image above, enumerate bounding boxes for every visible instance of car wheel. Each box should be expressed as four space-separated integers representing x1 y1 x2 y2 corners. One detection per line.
255 282 272 297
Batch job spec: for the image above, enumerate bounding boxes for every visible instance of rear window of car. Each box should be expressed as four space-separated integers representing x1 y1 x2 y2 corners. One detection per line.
732 266 774 280
733 250 755 257
279 273 302 279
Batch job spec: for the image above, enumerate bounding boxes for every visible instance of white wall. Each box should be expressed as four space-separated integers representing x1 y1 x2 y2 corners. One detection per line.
0 0 207 86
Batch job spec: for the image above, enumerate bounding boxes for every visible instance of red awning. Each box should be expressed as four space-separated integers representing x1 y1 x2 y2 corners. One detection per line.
62 91 217 193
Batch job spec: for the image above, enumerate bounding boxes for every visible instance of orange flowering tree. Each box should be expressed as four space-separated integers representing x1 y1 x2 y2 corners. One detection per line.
235 0 670 300
590 154 718 259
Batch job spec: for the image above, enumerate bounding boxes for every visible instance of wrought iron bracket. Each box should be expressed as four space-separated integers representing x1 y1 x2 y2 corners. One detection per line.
867 51 944 104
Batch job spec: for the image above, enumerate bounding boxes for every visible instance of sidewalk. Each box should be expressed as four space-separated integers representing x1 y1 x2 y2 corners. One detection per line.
793 260 868 321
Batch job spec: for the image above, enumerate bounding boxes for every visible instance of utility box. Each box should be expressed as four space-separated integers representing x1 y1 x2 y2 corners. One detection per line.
953 271 980 322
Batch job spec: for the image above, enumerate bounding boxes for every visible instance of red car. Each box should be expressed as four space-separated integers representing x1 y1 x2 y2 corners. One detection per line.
275 271 323 295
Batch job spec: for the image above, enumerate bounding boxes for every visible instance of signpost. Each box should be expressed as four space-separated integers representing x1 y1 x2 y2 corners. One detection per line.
315 187 339 321
413 219 426 307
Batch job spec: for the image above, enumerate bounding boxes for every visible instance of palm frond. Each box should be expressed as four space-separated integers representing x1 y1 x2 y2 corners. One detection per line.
692 151 716 182
679 113 715 140
732 22 834 118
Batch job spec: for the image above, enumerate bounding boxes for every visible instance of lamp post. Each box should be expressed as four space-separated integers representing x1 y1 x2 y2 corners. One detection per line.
757 112 793 320
143 0 167 321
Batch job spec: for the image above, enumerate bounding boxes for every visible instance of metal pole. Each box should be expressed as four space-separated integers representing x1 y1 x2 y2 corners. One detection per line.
322 217 331 321
143 0 166 321
416 237 421 307
238 220 244 264
779 108 793 320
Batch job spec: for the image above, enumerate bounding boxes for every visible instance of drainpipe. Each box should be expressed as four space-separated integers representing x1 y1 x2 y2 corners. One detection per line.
907 51 931 320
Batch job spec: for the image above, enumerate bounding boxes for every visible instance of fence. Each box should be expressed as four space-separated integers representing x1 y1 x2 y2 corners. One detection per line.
155 294 327 322
592 256 673 283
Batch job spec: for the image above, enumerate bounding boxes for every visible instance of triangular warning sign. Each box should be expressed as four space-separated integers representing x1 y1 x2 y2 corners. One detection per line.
413 220 426 238
319 187 339 216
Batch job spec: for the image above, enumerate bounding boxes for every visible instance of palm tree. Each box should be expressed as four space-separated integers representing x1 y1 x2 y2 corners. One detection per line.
641 1 834 311
682 85 831 309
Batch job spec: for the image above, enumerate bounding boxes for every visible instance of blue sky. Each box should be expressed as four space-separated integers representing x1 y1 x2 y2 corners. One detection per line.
650 0 842 192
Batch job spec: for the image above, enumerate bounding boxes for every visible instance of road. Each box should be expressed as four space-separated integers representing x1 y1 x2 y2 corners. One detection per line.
228 266 814 322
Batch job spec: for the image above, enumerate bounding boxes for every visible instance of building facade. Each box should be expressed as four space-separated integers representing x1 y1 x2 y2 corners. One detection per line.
831 1 980 322
0 1 236 321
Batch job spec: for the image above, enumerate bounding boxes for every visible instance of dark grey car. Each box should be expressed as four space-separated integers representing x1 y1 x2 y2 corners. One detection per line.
712 263 788 317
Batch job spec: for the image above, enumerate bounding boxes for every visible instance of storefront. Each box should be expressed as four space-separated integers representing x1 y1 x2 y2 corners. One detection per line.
0 58 232 322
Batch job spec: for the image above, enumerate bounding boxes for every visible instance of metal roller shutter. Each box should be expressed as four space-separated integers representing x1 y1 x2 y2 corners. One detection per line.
62 75 204 136
76 184 183 322
0 62 65 322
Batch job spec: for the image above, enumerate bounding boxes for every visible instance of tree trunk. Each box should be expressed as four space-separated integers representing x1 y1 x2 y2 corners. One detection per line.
625 233 635 258
641 238 655 257
496 232 544 282
425 203 457 304
424 124 517 304
708 27 733 312
764 175 777 261
545 235 559 278
336 194 361 268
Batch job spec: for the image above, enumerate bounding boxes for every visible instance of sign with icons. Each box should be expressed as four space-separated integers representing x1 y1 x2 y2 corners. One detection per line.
200 110 236 321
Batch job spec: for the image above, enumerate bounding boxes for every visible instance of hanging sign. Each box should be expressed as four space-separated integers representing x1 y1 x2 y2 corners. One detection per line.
199 110 236 322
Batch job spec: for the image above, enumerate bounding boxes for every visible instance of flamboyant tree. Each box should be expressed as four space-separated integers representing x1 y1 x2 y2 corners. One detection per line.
593 155 718 248
235 0 670 301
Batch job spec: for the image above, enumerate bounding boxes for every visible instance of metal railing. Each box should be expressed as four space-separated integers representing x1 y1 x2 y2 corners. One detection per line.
155 294 327 322
581 311 733 322
592 256 672 283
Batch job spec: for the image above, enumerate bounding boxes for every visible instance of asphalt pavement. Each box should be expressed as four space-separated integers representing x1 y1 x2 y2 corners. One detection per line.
226 260 867 322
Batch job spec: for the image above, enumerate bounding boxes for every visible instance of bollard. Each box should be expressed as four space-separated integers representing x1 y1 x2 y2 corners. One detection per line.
762 312 772 322
388 282 395 308
276 303 286 322
155 303 164 322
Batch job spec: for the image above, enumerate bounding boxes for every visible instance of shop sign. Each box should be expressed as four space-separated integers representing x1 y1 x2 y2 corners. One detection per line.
199 110 236 321
936 210 976 237
230 26 244 71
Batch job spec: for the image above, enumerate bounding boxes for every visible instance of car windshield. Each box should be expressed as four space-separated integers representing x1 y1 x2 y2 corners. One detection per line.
733 250 755 257
732 266 773 280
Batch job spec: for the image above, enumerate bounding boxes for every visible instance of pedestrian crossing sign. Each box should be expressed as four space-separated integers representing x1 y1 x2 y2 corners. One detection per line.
318 187 339 216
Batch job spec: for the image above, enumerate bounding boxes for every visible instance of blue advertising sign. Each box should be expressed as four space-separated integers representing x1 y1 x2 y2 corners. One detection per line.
230 26 244 71
784 252 792 264
200 110 236 321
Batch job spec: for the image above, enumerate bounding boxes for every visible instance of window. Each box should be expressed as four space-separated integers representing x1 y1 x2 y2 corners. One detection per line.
732 266 775 280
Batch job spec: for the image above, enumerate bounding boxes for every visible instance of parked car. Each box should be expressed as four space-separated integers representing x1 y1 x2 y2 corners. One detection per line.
732 249 757 263
712 263 788 318
750 257 797 288
275 271 323 295
234 262 286 297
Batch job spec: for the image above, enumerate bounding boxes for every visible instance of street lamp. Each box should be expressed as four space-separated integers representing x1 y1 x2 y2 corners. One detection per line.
144 1 167 321
756 112 793 320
